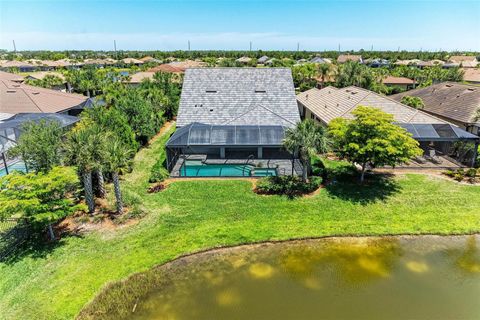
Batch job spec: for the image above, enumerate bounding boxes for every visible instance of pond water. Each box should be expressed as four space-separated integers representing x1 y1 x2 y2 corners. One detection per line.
96 236 480 320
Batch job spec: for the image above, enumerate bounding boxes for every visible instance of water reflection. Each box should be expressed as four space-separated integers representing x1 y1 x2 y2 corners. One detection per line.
81 236 480 320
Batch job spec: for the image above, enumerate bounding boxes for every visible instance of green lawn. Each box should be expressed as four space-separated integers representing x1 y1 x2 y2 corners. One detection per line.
1 125 480 320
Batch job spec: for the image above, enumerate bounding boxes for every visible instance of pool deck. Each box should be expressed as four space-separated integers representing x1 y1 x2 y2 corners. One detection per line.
170 157 303 177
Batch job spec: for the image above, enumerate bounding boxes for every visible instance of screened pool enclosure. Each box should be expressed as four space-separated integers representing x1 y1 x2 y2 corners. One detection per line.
398 123 479 166
166 123 302 177
0 113 79 176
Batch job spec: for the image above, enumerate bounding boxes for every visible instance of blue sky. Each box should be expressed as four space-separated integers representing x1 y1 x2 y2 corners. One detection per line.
0 0 479 51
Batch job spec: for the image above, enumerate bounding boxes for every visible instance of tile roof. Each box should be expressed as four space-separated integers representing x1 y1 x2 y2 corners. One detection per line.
382 76 416 85
391 82 480 124
463 68 480 83
297 86 447 125
0 60 34 68
26 71 66 82
147 64 185 73
177 68 300 128
0 79 89 114
121 58 144 64
337 54 362 63
0 71 24 82
125 71 156 83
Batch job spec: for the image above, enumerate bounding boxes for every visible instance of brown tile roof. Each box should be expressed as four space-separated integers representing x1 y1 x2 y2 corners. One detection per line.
391 82 480 125
0 60 34 68
26 71 66 82
147 64 185 73
463 68 480 83
125 71 156 83
337 54 362 63
382 76 416 85
297 86 447 125
169 60 206 69
449 55 477 63
0 79 88 114
121 58 144 64
0 71 24 82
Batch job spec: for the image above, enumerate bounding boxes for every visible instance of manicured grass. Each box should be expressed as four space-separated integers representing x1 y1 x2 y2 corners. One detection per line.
1 125 480 320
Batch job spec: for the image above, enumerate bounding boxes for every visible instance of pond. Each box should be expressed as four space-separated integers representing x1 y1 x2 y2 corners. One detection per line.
81 236 480 320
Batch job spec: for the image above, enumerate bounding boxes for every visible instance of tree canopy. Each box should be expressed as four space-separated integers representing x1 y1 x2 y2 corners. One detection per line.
0 166 86 229
400 96 425 109
9 120 64 173
328 106 422 182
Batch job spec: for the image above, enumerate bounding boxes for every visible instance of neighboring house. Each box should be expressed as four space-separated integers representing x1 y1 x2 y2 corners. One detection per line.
257 55 269 64
166 68 301 175
382 76 416 90
139 56 161 63
124 71 156 86
448 56 478 68
310 56 331 64
148 64 185 73
391 82 480 135
0 60 36 72
25 71 68 91
367 59 390 68
297 86 479 166
169 60 206 69
462 68 480 84
394 59 423 67
337 54 363 64
236 56 252 64
121 58 144 65
0 79 92 117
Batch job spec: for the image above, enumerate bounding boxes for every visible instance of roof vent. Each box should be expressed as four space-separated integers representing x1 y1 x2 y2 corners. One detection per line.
205 90 217 93
6 90 16 93
32 92 40 95
467 88 475 92
209 108 214 112
12 84 20 88
255 89 266 93
446 84 453 87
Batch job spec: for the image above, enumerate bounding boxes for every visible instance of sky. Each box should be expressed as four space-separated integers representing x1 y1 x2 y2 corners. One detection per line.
0 0 479 51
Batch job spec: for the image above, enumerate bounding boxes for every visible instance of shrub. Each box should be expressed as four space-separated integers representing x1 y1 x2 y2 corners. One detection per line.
465 168 477 178
149 159 169 183
255 176 322 197
443 169 455 178
453 168 465 182
311 155 325 177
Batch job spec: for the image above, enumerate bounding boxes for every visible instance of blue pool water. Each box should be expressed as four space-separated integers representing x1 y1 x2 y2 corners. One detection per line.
0 161 27 177
179 163 277 177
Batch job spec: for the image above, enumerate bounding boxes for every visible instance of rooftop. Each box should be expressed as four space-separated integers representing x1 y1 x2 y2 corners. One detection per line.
125 71 156 83
297 86 447 125
0 71 24 82
177 68 300 127
391 82 480 124
382 76 416 85
337 54 362 63
0 79 90 114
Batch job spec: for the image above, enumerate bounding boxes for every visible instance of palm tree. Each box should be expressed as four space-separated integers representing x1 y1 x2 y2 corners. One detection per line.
283 120 330 182
64 125 106 213
104 137 133 213
316 63 332 88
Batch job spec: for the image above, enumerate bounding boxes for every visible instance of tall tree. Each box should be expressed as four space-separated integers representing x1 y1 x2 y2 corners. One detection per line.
64 125 107 213
9 120 63 173
283 119 330 182
104 137 133 213
316 63 334 88
329 106 422 182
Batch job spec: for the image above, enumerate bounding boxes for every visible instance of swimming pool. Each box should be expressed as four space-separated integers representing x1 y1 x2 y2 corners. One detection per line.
0 161 27 177
179 162 277 177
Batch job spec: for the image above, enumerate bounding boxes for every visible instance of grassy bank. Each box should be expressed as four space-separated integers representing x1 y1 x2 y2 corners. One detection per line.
1 124 480 320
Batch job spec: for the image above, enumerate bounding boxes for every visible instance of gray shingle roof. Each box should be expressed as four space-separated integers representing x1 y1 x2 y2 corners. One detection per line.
297 86 448 125
177 68 300 128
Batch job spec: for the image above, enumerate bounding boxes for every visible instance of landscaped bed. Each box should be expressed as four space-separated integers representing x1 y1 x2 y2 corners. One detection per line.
1 125 480 320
